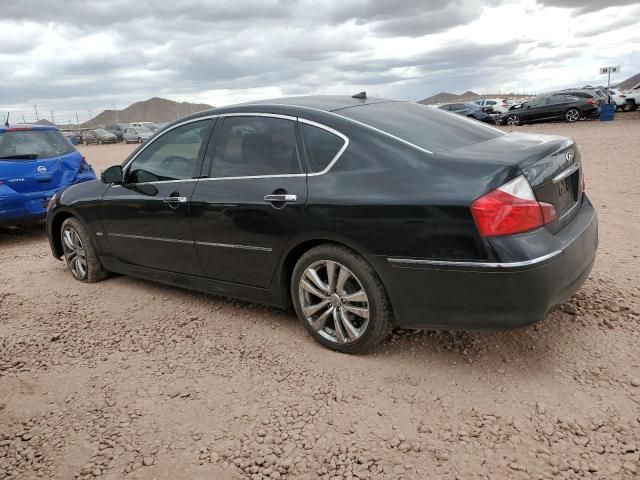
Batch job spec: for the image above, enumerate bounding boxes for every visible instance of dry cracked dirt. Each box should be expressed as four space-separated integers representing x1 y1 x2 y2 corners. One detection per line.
1 113 639 480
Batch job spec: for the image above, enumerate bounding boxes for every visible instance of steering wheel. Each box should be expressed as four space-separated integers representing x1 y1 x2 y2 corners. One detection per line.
161 155 192 170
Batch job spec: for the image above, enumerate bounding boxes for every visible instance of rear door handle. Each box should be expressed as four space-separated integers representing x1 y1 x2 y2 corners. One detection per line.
163 196 187 204
264 194 297 203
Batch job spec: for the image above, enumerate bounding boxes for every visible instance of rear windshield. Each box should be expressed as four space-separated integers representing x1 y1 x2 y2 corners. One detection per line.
337 102 504 153
0 130 75 160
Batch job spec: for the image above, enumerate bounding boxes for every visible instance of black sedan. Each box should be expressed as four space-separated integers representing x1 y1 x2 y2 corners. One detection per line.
46 95 598 353
438 102 499 124
500 94 598 126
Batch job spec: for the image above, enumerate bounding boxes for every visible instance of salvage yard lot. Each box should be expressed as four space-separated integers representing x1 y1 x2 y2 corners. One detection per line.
1 113 639 479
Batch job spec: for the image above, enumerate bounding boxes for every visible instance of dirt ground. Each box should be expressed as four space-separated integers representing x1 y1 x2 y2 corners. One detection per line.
1 113 639 480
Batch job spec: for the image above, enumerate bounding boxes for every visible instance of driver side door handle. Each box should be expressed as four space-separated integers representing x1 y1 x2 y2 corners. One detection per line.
263 194 297 202
163 196 187 204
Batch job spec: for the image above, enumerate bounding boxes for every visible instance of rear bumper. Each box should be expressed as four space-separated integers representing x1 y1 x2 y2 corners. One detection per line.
0 175 95 227
379 196 598 329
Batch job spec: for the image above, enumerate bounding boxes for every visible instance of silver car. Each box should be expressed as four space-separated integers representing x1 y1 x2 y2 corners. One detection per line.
122 127 153 144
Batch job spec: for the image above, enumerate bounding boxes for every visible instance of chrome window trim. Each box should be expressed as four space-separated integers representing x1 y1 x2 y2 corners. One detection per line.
298 118 350 176
387 249 562 269
112 111 351 185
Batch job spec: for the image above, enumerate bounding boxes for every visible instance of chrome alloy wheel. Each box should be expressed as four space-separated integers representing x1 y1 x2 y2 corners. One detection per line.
299 260 370 344
506 115 520 126
565 109 580 122
62 226 88 280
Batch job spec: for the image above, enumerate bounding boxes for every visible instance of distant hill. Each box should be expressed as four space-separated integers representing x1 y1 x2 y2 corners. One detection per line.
418 91 480 104
417 90 535 105
84 97 213 127
35 118 56 126
617 72 640 90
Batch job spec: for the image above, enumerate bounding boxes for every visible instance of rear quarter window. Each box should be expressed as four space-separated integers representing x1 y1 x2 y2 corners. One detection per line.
338 102 504 153
0 130 75 159
302 123 346 173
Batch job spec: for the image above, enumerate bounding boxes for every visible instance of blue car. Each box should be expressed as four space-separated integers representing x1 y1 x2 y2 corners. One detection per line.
0 124 96 226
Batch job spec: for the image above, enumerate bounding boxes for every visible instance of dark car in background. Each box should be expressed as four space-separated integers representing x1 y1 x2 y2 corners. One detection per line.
500 95 598 126
438 102 498 124
0 124 96 226
46 96 597 353
83 128 117 145
106 123 130 141
553 89 606 107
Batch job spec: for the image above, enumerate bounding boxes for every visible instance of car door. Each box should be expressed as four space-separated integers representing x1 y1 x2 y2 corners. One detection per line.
547 95 569 119
190 113 307 288
100 118 215 275
521 98 546 121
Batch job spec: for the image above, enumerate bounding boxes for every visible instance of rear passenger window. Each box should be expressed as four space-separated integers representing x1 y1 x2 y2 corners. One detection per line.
302 123 346 173
211 116 300 178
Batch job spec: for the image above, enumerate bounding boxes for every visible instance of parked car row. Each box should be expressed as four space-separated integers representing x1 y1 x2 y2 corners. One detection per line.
103 122 161 144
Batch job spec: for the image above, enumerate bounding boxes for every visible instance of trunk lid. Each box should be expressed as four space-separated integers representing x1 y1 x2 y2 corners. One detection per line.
450 132 583 228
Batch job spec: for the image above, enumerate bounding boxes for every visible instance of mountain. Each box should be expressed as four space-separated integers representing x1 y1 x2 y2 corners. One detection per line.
35 118 56 126
616 72 640 90
84 97 213 127
417 91 480 104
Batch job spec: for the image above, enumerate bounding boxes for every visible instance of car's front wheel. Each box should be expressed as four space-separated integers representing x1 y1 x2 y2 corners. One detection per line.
565 108 580 122
506 114 520 126
60 217 107 283
291 245 392 353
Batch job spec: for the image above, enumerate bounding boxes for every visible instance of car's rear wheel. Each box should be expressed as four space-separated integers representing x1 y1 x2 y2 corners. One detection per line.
291 245 392 353
506 114 520 126
137 137 142 143
565 108 580 123
60 217 107 283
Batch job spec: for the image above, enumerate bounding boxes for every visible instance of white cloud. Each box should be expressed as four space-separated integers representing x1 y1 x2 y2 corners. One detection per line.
1 0 638 124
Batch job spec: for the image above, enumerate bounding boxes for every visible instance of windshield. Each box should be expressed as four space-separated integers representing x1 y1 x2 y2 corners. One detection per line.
94 129 109 135
0 130 75 160
338 102 504 153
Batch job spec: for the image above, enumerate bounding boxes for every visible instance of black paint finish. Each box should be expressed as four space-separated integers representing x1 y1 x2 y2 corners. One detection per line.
47 96 598 329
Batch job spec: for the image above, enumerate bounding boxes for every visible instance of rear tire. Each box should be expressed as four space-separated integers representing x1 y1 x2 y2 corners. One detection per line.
60 217 108 283
291 244 392 354
565 108 580 123
137 137 142 143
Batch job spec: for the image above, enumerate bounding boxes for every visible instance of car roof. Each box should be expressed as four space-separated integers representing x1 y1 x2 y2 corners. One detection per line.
0 123 59 133
245 95 397 112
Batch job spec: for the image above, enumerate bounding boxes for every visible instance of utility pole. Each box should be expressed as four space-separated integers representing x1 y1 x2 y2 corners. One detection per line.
50 110 55 124
88 110 93 122
75 112 80 127
22 113 26 123
34 104 39 120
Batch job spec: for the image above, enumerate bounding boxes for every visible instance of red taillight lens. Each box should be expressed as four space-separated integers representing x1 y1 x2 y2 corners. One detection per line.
471 176 556 237
587 98 596 106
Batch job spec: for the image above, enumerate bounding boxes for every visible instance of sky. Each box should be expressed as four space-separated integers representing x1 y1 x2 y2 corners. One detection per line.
1 0 639 124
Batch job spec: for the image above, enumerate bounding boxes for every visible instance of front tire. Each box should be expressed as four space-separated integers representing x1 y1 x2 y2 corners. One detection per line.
291 245 392 353
506 114 520 126
60 217 108 283
565 108 580 123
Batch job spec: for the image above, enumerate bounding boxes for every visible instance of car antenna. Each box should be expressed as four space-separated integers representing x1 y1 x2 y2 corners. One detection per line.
352 91 367 99
4 112 9 127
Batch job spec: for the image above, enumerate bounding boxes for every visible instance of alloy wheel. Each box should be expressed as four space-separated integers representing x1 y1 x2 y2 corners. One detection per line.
61 226 88 280
506 115 519 126
298 260 370 344
565 109 580 122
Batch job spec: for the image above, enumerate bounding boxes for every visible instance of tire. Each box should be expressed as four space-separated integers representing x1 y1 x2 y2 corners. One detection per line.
291 244 392 354
60 217 108 283
565 108 580 123
83 140 88 146
137 137 142 143
123 138 127 144
506 114 520 126
98 139 102 145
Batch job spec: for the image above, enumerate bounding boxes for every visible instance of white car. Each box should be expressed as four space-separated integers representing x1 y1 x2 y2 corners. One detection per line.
618 89 639 111
130 121 159 129
474 98 515 114
122 127 154 144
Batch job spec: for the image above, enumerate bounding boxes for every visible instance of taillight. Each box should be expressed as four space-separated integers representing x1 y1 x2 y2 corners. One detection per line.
586 98 596 106
471 175 557 237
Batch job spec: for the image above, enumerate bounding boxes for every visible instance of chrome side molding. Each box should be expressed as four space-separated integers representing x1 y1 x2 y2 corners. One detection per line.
388 249 562 269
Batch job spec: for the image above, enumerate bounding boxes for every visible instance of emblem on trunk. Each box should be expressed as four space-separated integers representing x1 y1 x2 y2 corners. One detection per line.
37 165 47 173
565 150 574 163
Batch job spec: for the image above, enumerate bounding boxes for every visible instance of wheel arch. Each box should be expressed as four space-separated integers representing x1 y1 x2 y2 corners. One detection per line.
48 207 90 258
274 232 391 311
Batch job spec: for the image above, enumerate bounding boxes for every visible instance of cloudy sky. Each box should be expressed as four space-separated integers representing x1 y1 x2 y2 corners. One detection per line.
2 0 639 124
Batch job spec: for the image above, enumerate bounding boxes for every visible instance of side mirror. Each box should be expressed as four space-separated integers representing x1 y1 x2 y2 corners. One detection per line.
101 165 124 184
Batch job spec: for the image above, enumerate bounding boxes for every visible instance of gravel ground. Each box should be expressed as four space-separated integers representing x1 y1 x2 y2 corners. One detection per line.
1 113 639 480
